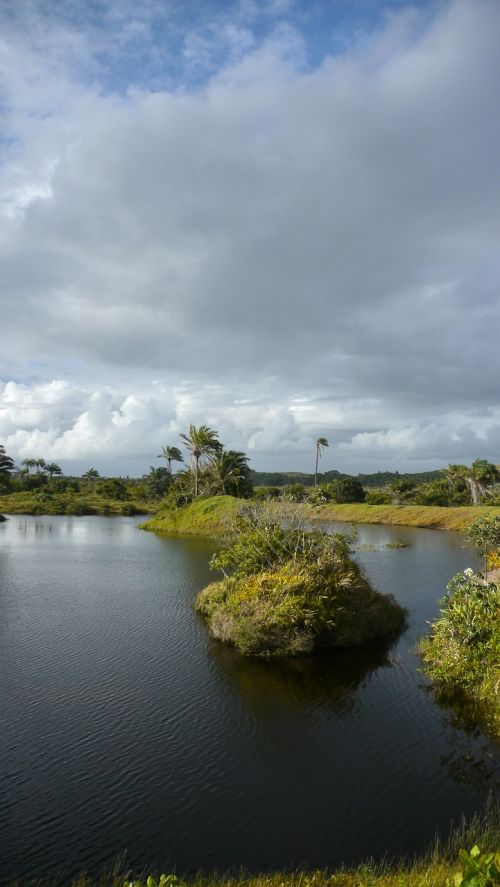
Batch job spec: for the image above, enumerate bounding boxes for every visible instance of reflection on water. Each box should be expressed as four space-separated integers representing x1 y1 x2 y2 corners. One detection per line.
0 515 497 885
210 638 397 720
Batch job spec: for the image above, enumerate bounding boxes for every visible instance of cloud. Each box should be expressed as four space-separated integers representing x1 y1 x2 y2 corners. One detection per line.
0 0 499 471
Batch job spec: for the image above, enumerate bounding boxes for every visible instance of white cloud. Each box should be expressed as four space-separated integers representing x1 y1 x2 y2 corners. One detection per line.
1 0 499 472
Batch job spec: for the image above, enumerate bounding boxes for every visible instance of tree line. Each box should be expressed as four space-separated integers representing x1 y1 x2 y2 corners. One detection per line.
1 439 499 508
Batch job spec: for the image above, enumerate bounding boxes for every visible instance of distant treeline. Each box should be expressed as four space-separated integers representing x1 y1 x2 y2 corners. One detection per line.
250 469 444 488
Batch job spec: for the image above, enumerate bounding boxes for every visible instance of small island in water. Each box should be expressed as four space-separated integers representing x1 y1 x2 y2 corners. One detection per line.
195 502 406 656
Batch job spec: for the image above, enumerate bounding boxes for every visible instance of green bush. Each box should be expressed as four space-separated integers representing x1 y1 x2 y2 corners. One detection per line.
420 569 500 739
332 477 366 503
365 488 392 505
453 845 500 887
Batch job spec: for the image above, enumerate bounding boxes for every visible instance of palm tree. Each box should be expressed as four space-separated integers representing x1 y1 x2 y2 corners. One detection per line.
210 450 251 496
22 458 37 474
445 460 498 505
82 468 100 490
314 437 329 486
179 424 221 497
0 445 15 491
34 458 46 476
45 462 62 480
157 445 184 474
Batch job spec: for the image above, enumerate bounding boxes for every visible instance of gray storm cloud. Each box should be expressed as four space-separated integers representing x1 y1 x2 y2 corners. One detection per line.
0 0 499 472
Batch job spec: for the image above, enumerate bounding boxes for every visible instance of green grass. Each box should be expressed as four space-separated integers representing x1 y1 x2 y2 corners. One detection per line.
0 490 157 516
312 504 500 531
142 498 500 536
10 801 500 885
141 496 240 535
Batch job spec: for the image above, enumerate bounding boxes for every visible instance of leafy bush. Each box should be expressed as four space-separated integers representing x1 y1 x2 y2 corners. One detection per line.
365 488 392 505
420 569 500 739
332 477 366 503
464 513 500 575
452 845 500 887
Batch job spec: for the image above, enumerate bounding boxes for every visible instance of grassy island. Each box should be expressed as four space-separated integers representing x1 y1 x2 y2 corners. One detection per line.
194 504 406 656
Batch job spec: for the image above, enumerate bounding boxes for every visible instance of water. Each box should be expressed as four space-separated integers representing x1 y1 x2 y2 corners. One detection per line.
0 515 498 884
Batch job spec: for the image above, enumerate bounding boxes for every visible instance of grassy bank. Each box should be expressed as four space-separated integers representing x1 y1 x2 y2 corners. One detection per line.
141 496 240 535
0 490 157 516
314 503 500 531
12 802 500 886
142 498 500 536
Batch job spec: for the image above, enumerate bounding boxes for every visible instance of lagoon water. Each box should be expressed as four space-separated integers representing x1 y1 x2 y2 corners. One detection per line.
0 515 498 884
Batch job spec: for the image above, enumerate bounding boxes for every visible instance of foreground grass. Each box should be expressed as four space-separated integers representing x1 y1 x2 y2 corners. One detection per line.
142 498 500 536
13 802 500 886
0 491 158 517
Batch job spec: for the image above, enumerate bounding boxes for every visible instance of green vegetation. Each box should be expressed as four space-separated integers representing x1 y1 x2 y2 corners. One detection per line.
315 503 500 531
420 514 500 742
12 804 500 886
250 469 444 489
142 495 240 534
195 503 406 656
143 497 500 536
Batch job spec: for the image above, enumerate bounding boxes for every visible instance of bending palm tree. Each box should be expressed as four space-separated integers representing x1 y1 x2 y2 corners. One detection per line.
445 459 498 505
179 424 221 497
158 445 184 474
314 437 329 486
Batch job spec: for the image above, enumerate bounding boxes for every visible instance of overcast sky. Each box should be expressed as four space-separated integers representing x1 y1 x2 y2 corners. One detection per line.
1 0 499 476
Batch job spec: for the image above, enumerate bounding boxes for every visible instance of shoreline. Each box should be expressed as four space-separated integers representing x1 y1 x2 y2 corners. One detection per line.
142 498 500 536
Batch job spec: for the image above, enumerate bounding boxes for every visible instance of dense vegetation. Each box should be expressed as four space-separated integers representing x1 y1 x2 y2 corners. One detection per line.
250 468 444 489
420 514 500 741
2 432 500 518
195 503 406 656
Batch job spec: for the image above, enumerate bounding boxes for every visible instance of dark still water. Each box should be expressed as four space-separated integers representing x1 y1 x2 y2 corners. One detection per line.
0 516 498 883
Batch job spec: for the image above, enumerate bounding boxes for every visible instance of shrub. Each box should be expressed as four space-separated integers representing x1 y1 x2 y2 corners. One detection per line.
420 569 500 739
365 488 392 505
332 477 366 503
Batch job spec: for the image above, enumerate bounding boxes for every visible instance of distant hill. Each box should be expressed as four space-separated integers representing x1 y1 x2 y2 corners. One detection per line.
250 469 444 488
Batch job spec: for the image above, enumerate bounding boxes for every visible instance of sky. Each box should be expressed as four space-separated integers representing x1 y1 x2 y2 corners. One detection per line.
0 0 499 477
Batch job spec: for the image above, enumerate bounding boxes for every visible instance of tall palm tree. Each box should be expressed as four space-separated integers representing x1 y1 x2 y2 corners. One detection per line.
179 424 221 497
314 437 329 486
45 462 62 480
34 458 46 476
82 468 100 490
22 457 37 474
157 445 184 474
